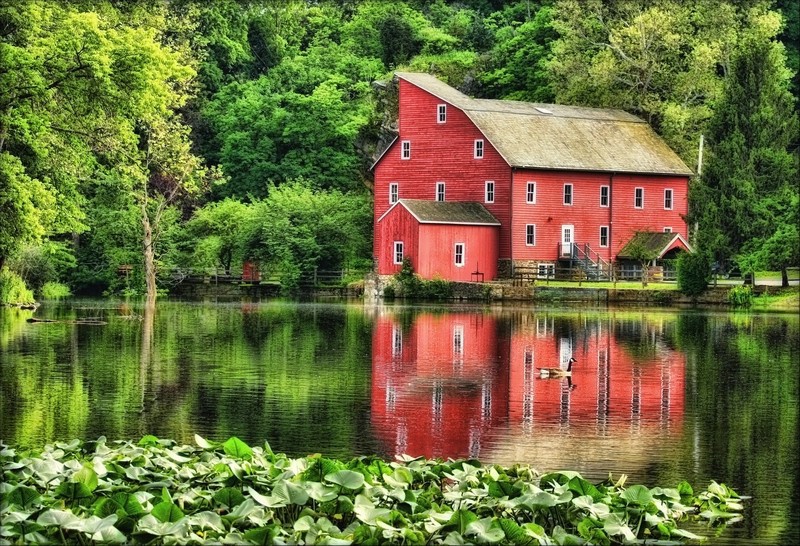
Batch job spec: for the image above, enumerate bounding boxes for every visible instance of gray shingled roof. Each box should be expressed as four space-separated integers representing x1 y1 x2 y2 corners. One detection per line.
392 199 501 225
395 72 694 176
617 231 692 259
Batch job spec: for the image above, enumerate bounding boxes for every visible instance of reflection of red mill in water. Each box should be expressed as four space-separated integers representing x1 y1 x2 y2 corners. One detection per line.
371 311 685 461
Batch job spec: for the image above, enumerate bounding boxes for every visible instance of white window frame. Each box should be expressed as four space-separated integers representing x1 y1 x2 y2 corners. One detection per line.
599 225 609 247
600 185 609 207
664 188 673 210
454 243 465 267
401 140 411 160
634 187 644 209
437 104 446 123
474 139 484 159
485 181 494 203
526 224 536 246
563 183 573 205
436 181 445 202
393 241 404 265
663 227 672 233
526 181 537 204
537 263 555 279
389 182 398 204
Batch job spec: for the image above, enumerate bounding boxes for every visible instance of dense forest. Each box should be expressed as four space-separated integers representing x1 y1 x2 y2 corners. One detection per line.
1 0 797 302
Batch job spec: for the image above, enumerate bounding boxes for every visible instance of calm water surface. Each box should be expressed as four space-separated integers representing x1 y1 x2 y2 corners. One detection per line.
1 298 798 545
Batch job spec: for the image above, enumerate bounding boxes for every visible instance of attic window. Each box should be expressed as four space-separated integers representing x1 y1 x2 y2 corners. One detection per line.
535 107 553 115
437 104 446 123
474 139 484 159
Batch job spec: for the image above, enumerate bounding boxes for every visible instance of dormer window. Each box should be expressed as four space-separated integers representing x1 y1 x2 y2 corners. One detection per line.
437 104 446 123
474 139 484 159
401 140 411 160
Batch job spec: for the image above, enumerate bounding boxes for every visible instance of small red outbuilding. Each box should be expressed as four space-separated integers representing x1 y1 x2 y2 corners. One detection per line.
376 199 500 282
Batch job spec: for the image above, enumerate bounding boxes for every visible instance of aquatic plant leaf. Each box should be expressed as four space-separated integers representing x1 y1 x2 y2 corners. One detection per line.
466 517 505 542
138 435 160 447
326 469 365 490
247 486 275 507
623 484 653 506
305 481 338 502
37 509 80 528
75 463 99 492
55 481 92 501
151 501 184 523
496 518 529 545
188 511 225 532
214 487 246 508
194 434 216 449
273 480 309 505
445 509 478 535
568 476 601 501
7 486 41 508
602 513 636 541
244 525 280 545
223 437 253 460
487 479 517 498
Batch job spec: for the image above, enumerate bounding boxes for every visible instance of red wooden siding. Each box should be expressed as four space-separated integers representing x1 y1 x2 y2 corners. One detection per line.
510 170 689 261
373 80 511 258
376 203 499 281
609 174 689 257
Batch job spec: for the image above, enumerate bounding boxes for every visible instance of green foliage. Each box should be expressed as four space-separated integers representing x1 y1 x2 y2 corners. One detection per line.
0 269 35 305
40 282 72 300
728 285 754 308
389 258 454 300
241 182 372 293
0 435 745 544
691 22 798 270
8 242 76 293
677 251 712 296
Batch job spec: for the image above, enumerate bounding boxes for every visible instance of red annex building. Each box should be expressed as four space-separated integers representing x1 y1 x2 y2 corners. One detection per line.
372 72 694 281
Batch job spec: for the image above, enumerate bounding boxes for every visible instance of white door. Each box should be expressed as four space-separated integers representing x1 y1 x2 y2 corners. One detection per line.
561 225 574 257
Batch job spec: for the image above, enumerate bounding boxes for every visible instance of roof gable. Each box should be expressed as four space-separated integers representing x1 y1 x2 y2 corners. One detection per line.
395 72 694 176
379 199 501 225
617 232 692 259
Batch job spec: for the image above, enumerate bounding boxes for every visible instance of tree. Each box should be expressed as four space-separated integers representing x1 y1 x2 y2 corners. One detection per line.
691 32 798 284
546 0 782 166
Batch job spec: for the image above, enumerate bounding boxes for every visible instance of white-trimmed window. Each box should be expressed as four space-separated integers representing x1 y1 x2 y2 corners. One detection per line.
538 263 555 279
599 226 609 247
563 183 573 205
389 182 398 204
526 224 536 246
454 243 465 267
437 104 446 123
401 140 411 160
474 139 484 159
485 181 494 203
526 181 537 204
393 241 404 264
436 181 445 202
634 187 644 209
663 227 672 233
664 188 673 210
600 185 609 207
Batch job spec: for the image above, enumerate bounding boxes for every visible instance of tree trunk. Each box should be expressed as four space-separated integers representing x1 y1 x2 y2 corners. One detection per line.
142 203 157 306
782 267 789 288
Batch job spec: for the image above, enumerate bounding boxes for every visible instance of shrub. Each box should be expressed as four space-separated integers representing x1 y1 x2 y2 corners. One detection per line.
40 281 72 299
0 269 35 305
728 285 753 307
677 251 712 296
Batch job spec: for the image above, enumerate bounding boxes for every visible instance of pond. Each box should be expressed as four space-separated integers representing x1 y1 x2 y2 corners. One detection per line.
1 298 798 545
